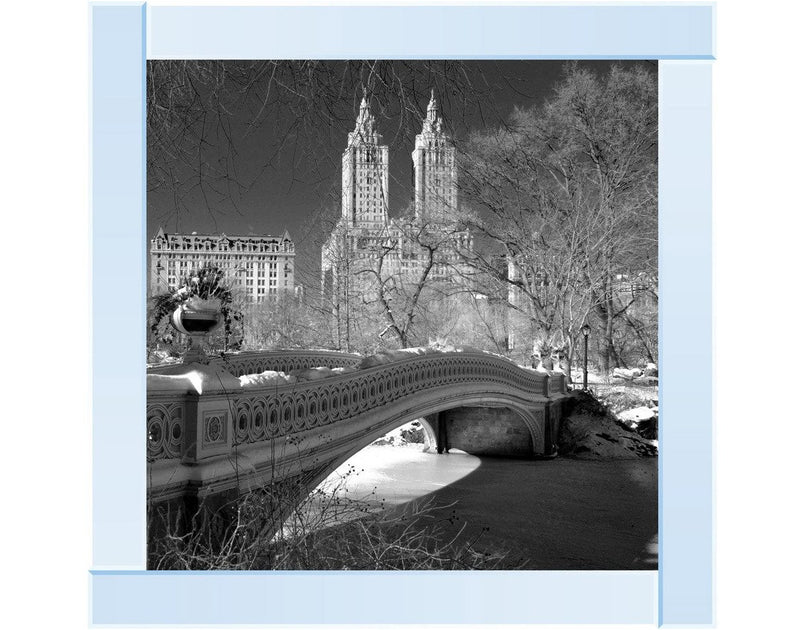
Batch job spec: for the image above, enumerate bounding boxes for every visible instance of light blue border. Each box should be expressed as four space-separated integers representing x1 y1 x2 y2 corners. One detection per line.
91 3 713 626
91 1 146 571
91 570 655 625
146 4 714 60
658 60 713 626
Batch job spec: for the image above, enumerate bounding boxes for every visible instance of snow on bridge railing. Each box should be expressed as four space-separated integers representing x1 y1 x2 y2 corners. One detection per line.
148 349 362 378
146 349 567 464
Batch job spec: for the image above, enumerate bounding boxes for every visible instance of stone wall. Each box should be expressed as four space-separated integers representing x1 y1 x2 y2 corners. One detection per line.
439 406 535 457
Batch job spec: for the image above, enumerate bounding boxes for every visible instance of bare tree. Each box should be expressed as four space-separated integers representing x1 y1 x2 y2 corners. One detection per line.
457 63 657 372
544 63 657 370
241 290 328 350
346 203 472 349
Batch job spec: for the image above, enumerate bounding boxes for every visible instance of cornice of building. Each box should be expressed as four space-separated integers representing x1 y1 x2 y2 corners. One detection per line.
150 230 296 255
152 232 292 242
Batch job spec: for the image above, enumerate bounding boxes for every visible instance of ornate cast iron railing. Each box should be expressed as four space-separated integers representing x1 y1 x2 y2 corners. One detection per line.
148 349 362 378
147 351 566 463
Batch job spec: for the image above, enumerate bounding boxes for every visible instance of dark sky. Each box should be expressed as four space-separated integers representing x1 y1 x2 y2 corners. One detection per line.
147 60 656 284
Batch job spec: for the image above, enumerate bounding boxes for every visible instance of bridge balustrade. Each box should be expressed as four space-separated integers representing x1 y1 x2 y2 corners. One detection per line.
147 351 566 465
148 349 361 378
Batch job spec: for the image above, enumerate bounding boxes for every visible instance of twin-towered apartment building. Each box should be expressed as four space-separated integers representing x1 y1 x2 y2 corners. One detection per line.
321 89 472 304
149 89 472 304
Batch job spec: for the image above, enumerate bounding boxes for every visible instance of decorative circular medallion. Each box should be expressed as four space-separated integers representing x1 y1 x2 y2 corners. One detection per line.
206 416 222 442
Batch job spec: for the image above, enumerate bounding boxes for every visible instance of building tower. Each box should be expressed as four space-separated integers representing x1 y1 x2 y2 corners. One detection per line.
322 88 475 349
341 89 390 228
412 90 458 222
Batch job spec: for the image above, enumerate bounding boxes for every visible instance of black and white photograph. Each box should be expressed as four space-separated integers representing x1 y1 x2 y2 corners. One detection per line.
145 59 659 571
12 0 804 628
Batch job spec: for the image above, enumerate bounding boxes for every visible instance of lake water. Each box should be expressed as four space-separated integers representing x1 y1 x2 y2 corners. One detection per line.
316 444 658 570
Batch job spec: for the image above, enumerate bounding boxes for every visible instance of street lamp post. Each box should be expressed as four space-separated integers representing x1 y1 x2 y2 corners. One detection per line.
581 323 591 391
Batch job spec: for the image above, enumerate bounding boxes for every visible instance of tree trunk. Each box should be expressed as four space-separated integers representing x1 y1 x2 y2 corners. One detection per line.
593 266 624 373
625 314 656 364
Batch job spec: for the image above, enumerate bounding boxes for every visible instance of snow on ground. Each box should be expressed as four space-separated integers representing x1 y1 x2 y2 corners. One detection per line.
594 384 658 416
618 406 657 423
371 420 426 447
317 443 479 508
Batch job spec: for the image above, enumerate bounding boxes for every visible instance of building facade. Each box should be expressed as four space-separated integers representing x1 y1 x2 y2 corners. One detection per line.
412 91 458 223
149 229 295 303
321 90 473 312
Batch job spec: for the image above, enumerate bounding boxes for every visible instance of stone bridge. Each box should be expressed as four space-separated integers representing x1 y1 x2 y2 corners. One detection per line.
147 350 569 514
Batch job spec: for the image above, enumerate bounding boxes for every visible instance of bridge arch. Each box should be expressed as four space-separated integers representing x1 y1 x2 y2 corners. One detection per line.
147 350 568 529
296 393 547 500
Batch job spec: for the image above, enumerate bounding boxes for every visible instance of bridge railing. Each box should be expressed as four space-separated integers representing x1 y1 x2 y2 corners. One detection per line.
148 349 362 377
147 351 566 465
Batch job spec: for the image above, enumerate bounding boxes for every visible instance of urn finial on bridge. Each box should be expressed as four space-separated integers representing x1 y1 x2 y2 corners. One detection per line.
171 296 223 364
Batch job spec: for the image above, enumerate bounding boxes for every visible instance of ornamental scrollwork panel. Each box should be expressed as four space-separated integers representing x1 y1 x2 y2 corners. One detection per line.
147 402 184 460
203 411 227 446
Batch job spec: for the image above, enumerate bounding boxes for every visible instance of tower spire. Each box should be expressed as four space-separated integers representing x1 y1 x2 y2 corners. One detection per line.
422 88 444 135
342 87 389 226
351 86 378 142
413 88 456 221
359 85 369 113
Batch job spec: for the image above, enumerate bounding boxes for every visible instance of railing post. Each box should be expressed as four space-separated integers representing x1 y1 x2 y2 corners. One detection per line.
182 393 233 465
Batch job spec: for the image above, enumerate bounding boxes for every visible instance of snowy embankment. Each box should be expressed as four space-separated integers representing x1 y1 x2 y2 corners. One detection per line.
594 381 659 442
371 420 426 447
564 363 659 445
559 390 657 459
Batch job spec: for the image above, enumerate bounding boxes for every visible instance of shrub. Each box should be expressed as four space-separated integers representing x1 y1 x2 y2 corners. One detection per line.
148 469 512 570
